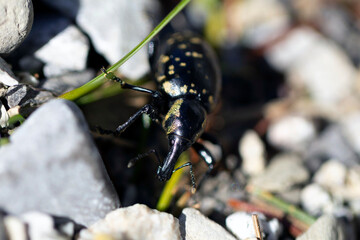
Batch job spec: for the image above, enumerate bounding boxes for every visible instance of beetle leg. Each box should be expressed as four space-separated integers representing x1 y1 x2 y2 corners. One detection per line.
173 162 196 191
115 104 153 134
101 67 156 95
192 142 217 189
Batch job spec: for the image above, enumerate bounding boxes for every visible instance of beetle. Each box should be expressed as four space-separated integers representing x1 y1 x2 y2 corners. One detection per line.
100 31 221 188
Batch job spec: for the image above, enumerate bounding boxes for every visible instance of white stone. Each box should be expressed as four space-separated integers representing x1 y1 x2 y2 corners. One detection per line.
0 0 33 54
3 216 27 240
0 101 9 128
251 154 309 192
35 25 89 77
0 57 18 86
75 0 158 79
296 215 345 240
340 112 360 155
300 184 333 216
179 208 236 240
313 160 347 189
226 212 282 240
239 130 266 175
21 212 71 240
226 0 290 47
266 27 356 107
80 204 181 240
267 115 316 151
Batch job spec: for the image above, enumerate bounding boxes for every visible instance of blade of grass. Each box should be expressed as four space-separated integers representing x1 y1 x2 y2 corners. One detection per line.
157 152 189 211
60 0 191 102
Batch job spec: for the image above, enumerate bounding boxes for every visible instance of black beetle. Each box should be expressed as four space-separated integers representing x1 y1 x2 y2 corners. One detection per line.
101 32 221 187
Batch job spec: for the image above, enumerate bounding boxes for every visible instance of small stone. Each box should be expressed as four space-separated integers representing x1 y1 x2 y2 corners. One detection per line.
0 0 33 54
304 124 359 172
313 160 347 189
341 112 360 155
0 100 9 128
226 212 282 240
0 210 8 240
3 216 27 240
251 153 309 192
0 57 18 86
300 184 333 216
266 27 356 107
267 115 316 152
225 0 290 47
5 84 55 116
179 208 236 240
80 204 181 240
34 25 89 77
0 99 119 226
296 215 345 240
41 0 160 79
20 211 83 240
239 130 266 175
40 69 95 95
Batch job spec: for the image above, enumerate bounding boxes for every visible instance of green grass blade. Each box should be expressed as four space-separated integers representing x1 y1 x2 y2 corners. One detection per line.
60 0 191 102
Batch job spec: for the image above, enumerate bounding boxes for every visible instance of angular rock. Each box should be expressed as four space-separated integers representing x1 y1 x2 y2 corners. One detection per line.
0 99 119 226
179 208 236 240
34 25 90 77
250 153 309 192
5 84 55 117
41 0 160 79
296 215 345 240
239 130 266 175
0 0 33 54
0 57 18 86
79 204 181 240
226 212 282 240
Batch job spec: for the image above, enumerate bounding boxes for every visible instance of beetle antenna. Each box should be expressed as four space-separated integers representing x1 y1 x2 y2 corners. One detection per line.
128 149 162 168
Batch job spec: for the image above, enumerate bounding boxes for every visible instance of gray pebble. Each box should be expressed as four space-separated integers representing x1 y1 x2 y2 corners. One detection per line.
0 0 33 54
0 99 119 226
40 69 95 95
0 57 18 86
250 153 309 192
41 0 160 79
296 215 345 240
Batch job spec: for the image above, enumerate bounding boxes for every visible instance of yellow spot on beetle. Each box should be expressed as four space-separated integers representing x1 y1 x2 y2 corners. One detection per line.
185 51 191 57
202 89 207 94
163 99 184 134
178 43 187 49
163 81 179 96
180 62 186 67
175 57 180 61
190 37 202 44
169 65 175 70
168 70 175 75
180 85 188 93
191 83 195 87
208 95 214 104
192 52 203 58
167 38 175 45
157 75 166 82
189 89 197 94
161 55 170 63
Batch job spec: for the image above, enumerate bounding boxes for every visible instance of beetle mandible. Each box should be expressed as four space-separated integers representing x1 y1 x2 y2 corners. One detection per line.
101 32 221 187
